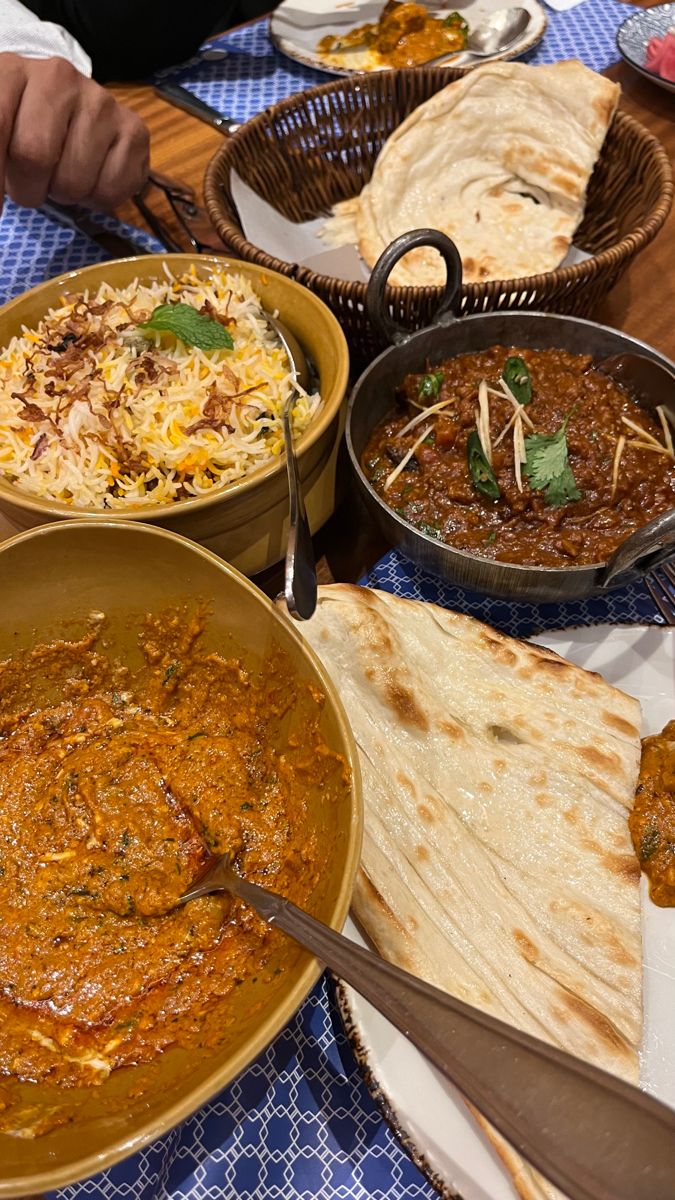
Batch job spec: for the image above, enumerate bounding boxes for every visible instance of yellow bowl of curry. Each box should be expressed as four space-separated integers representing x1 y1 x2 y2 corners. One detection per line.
0 521 362 1196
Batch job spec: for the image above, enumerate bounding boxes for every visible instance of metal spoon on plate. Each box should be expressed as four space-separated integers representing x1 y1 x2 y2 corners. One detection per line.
264 315 318 621
424 5 531 68
180 852 675 1200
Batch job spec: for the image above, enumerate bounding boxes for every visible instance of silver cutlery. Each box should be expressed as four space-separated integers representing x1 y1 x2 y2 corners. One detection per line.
424 5 531 68
154 82 240 133
264 315 318 621
179 853 675 1200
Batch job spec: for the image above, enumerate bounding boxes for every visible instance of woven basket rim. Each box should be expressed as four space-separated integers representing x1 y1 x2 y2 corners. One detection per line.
204 73 674 301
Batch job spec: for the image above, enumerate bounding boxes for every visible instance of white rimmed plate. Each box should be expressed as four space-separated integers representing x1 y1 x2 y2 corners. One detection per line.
617 4 675 95
270 0 547 76
337 624 675 1200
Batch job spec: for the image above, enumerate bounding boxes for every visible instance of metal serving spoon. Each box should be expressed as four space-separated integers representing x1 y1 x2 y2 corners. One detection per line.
595 351 675 407
264 315 318 621
180 854 675 1200
424 5 531 68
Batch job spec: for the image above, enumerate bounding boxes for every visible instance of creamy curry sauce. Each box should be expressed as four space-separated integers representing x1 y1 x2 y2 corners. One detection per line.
631 719 675 906
0 608 346 1124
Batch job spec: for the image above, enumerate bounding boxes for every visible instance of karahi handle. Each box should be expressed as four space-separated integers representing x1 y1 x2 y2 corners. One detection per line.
366 228 463 347
602 508 675 588
233 873 675 1200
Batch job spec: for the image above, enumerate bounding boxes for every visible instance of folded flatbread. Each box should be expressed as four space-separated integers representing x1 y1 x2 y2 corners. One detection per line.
296 585 642 1200
323 61 620 285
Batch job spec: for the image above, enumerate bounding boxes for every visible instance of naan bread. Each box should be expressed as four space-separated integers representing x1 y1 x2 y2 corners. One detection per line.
297 585 642 1200
324 61 619 285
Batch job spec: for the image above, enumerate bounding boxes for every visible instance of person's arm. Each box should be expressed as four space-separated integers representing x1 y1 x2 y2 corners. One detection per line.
0 0 91 72
0 0 149 213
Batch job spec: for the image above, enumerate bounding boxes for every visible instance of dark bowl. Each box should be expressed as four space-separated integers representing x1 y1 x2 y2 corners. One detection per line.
346 230 675 603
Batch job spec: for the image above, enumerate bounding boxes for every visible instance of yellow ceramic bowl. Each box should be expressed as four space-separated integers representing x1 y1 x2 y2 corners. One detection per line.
0 255 349 576
0 521 362 1197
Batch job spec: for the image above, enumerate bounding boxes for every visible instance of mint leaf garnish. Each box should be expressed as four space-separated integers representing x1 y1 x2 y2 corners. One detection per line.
139 303 233 351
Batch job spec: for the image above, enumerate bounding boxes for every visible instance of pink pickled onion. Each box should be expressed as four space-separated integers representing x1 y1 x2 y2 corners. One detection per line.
644 29 675 82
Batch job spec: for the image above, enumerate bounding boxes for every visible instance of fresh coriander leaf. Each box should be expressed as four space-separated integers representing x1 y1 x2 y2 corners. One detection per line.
524 424 569 487
162 661 180 685
418 370 444 399
544 463 582 507
443 10 468 33
139 303 234 351
502 356 532 405
467 430 500 500
419 522 441 538
640 827 660 862
486 531 497 544
524 413 581 507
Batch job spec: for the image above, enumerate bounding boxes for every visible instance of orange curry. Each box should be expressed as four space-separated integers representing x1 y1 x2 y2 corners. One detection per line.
318 3 468 69
630 720 675 906
0 608 345 1114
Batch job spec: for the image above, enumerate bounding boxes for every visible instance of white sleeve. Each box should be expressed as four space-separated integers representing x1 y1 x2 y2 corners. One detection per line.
0 0 92 75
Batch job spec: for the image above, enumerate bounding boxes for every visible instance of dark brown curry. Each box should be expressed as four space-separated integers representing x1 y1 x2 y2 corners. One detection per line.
630 720 675 906
362 346 675 568
0 608 346 1115
317 2 468 69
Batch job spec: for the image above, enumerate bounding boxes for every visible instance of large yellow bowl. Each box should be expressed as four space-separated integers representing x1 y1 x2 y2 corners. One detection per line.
0 255 349 576
0 521 362 1197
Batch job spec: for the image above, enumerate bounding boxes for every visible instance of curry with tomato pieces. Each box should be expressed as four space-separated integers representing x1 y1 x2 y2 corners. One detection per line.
317 2 468 69
362 346 675 568
0 607 346 1112
630 720 675 907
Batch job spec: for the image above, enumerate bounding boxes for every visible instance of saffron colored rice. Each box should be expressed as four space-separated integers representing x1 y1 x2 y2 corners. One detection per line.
0 266 321 508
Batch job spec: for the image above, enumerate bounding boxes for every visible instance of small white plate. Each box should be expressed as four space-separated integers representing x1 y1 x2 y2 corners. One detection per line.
337 624 675 1200
270 0 547 76
617 4 675 95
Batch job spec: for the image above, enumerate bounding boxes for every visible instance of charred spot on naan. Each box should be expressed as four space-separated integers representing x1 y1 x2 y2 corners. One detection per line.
354 870 418 962
579 743 623 778
548 896 640 972
602 851 640 884
396 770 415 793
512 929 539 964
438 718 465 740
386 680 428 730
602 710 641 741
476 631 518 667
555 988 634 1061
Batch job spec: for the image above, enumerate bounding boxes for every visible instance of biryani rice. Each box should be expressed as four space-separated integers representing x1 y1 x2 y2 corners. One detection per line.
0 266 321 508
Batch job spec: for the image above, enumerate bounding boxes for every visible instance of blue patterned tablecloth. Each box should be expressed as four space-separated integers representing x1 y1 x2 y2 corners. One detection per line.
0 4 656 1199
46 548 662 1200
158 0 639 117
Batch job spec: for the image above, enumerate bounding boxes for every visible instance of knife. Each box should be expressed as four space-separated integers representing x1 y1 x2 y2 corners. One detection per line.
41 200 148 258
154 82 241 135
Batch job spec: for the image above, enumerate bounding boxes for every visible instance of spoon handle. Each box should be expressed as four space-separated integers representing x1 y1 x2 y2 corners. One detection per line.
282 402 317 620
235 874 675 1200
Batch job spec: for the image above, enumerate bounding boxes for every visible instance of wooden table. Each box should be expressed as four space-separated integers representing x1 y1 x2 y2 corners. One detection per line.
106 1 675 589
110 0 675 359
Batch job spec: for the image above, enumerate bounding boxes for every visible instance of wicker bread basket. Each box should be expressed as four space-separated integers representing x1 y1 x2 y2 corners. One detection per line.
205 68 673 367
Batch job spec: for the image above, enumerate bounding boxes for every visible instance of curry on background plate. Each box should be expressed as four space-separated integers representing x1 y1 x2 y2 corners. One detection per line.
363 345 675 568
317 2 469 70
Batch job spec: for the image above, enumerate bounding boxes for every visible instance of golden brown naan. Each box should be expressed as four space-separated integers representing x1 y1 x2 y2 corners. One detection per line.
296 585 642 1200
323 61 620 286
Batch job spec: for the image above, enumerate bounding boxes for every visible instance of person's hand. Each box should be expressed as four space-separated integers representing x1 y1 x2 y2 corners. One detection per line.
0 53 150 213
